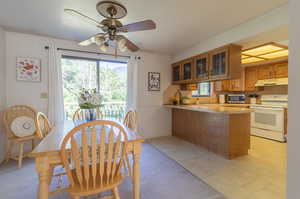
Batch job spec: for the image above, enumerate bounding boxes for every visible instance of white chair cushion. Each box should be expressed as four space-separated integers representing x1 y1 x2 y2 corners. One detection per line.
11 116 36 137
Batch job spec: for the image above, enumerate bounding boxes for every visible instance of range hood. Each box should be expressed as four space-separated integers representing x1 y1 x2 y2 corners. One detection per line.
255 78 288 87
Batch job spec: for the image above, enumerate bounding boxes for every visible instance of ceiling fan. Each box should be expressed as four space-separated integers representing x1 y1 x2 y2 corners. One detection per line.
65 0 156 53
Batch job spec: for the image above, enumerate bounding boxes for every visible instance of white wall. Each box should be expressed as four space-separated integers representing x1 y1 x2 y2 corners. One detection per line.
287 1 299 198
172 3 288 62
136 52 172 138
0 27 6 163
4 31 172 141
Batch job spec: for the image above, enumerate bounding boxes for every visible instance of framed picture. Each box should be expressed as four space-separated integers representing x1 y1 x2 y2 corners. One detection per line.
16 57 41 82
148 72 160 91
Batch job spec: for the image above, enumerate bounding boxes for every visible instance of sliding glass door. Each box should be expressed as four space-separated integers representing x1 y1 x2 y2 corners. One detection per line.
61 56 127 121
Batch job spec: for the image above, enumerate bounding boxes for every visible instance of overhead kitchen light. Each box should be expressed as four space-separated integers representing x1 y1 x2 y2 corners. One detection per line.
259 49 289 59
241 42 288 64
242 57 265 64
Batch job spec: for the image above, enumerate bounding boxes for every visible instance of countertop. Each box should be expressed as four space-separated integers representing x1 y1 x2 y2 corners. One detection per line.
164 104 253 114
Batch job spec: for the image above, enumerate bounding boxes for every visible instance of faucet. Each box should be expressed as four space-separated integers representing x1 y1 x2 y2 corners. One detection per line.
174 89 182 105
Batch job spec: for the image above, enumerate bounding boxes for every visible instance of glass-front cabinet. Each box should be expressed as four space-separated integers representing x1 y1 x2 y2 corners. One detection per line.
172 62 181 83
182 59 193 82
171 44 242 85
194 54 209 81
209 48 229 80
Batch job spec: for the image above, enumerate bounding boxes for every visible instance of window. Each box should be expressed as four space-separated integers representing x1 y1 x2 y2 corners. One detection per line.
61 56 127 121
192 82 211 97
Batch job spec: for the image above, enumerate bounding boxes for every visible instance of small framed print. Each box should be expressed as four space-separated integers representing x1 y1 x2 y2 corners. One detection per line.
16 57 41 82
148 72 160 91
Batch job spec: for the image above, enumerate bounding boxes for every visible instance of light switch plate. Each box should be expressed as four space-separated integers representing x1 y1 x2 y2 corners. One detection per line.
40 92 48 99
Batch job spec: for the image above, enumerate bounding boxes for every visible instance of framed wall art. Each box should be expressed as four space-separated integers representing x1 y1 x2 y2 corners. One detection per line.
148 72 160 91
16 57 41 82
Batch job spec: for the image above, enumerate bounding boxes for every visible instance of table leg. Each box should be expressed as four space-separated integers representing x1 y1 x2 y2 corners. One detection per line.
132 143 142 199
36 156 50 199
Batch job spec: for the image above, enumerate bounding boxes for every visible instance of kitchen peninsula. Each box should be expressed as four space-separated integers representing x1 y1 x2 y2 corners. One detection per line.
165 104 253 159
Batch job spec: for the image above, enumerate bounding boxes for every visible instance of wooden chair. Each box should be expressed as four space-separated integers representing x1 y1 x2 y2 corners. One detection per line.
35 112 52 138
60 120 129 199
123 110 137 131
36 112 67 192
72 108 103 122
3 105 41 168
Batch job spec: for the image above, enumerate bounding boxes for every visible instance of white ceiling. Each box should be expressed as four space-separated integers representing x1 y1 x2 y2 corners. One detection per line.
0 0 288 54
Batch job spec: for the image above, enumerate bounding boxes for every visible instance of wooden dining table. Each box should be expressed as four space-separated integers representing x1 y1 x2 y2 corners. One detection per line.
28 120 145 199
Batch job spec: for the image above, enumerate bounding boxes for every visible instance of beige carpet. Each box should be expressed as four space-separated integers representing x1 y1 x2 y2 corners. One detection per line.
0 143 225 199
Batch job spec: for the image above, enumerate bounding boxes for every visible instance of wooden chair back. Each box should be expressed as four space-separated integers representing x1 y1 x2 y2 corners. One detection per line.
123 110 137 131
60 120 128 191
72 108 102 122
3 105 38 138
36 112 52 138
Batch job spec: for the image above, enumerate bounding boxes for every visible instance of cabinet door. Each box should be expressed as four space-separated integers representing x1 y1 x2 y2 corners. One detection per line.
274 62 288 78
209 48 229 80
258 65 274 80
230 79 243 91
214 80 230 92
172 63 181 83
194 54 209 81
182 59 193 82
245 66 258 91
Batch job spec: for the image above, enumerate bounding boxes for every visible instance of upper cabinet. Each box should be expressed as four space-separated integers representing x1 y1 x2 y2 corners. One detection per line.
274 62 288 78
171 44 242 85
245 66 258 91
182 59 194 83
258 65 274 80
172 62 181 83
257 62 288 80
194 54 209 82
209 48 229 80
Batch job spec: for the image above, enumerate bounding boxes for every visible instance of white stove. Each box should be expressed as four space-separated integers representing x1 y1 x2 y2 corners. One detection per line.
250 95 287 142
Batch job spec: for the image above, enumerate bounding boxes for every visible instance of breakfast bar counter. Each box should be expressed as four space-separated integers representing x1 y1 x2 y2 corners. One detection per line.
165 104 253 159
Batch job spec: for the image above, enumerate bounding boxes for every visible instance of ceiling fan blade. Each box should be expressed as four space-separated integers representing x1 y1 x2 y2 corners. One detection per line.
64 9 101 26
118 20 156 32
118 35 140 52
78 33 104 46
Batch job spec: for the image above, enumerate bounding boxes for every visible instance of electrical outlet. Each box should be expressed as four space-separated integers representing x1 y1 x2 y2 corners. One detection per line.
40 92 48 99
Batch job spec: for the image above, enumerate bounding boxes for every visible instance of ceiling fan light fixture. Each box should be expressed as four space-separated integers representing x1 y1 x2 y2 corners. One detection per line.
118 38 126 48
99 43 109 52
119 45 128 52
95 36 105 46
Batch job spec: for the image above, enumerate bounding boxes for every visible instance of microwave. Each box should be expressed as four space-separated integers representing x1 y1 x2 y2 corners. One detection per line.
227 94 246 104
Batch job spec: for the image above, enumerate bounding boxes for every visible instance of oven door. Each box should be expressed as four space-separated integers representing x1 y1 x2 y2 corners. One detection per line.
251 107 284 132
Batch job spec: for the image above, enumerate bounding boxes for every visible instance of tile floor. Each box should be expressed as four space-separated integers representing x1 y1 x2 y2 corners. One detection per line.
148 136 286 199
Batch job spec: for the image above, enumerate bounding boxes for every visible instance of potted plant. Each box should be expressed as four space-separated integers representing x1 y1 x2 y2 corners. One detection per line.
78 88 103 121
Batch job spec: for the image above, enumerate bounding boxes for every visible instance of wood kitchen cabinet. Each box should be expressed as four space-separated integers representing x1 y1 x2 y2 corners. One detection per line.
245 66 258 91
230 78 244 91
171 44 242 85
182 58 194 83
214 68 244 92
214 80 230 92
258 62 288 80
258 64 274 80
209 44 242 81
209 47 229 80
172 62 182 84
194 53 209 82
274 62 288 78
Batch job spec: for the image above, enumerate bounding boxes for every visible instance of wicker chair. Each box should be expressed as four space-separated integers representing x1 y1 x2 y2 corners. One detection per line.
3 105 41 168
